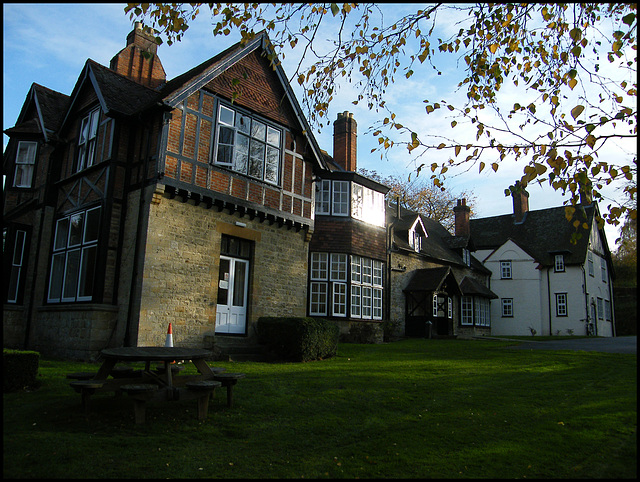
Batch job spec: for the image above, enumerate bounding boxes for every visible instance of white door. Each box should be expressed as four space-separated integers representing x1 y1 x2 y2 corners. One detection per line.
215 256 249 334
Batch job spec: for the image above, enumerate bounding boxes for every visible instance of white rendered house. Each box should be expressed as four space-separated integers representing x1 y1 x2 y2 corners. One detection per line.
470 184 616 337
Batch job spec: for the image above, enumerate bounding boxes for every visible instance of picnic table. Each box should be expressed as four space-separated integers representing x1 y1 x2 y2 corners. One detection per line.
68 347 230 423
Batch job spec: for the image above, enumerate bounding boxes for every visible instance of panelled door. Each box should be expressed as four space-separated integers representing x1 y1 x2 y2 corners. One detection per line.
215 256 249 334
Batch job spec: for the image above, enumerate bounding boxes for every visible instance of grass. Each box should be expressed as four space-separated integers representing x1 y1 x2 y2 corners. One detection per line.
3 338 637 479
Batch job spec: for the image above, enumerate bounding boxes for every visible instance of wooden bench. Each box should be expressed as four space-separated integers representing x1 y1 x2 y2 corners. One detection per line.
110 366 136 378
66 372 97 380
186 380 222 420
212 373 245 408
69 380 105 414
120 384 159 424
153 364 185 375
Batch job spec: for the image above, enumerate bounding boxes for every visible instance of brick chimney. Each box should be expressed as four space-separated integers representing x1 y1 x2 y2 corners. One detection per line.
512 181 529 223
453 198 471 236
333 111 357 172
110 22 166 89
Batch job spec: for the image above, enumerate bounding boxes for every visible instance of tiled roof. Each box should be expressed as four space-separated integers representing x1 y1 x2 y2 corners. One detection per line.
4 83 69 138
87 60 162 116
469 204 595 266
32 83 70 132
403 267 462 295
460 276 498 298
388 203 468 267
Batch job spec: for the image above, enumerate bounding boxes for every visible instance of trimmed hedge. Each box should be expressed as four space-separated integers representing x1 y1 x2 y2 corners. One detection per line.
3 348 40 392
257 317 339 362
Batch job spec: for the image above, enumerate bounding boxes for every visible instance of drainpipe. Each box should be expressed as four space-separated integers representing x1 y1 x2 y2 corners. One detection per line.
546 267 553 336
608 275 616 337
581 266 590 335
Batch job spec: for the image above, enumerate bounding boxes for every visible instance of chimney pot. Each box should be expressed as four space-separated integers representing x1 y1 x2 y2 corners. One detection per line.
333 111 357 172
512 181 529 223
453 198 471 236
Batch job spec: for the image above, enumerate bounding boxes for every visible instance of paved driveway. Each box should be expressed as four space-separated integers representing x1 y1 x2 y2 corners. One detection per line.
505 336 637 354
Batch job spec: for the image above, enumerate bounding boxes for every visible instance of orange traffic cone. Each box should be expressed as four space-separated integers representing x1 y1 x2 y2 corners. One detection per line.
164 323 173 347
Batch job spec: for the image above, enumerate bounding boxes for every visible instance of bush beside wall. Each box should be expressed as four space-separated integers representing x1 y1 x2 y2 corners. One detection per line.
256 317 339 362
3 349 40 392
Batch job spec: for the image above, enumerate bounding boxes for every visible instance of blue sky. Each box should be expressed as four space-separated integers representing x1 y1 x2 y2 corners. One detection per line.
3 3 633 245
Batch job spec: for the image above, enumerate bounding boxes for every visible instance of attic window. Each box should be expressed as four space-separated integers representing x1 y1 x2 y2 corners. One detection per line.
76 108 100 172
213 103 282 185
554 254 565 272
410 228 422 252
463 248 471 266
13 141 37 187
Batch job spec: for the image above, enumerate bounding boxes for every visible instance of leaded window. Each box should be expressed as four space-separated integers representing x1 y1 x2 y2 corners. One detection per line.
214 103 282 185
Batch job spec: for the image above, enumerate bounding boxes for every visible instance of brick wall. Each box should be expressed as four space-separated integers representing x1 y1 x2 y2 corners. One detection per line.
310 217 386 261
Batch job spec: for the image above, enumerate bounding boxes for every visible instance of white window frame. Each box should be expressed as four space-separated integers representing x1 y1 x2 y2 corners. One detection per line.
461 296 473 325
601 258 607 283
554 254 565 272
7 230 27 303
14 141 37 188
310 282 328 316
604 300 612 322
556 293 568 317
463 248 471 266
330 253 347 282
332 283 347 317
588 251 594 277
47 206 101 303
213 102 282 185
76 108 100 172
501 298 513 317
500 261 512 279
311 252 328 280
332 181 349 216
349 255 383 320
316 180 331 215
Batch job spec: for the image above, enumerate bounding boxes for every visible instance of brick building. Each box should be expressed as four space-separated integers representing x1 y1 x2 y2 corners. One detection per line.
4 25 499 360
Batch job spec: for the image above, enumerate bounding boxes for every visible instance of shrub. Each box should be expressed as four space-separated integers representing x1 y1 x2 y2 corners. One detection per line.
257 317 339 362
3 348 40 392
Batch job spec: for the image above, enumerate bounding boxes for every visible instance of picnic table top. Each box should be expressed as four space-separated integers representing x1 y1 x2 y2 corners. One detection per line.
101 346 212 362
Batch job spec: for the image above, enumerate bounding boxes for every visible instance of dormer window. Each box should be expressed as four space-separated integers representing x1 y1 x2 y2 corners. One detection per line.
410 229 422 252
409 217 427 252
76 108 100 172
554 254 565 272
462 248 471 266
14 141 37 187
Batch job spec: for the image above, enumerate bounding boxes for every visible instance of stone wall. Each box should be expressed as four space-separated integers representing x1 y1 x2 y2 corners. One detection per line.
135 189 309 348
28 304 119 360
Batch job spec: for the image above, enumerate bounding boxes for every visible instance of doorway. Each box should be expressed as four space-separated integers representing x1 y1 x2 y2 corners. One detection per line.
216 256 249 334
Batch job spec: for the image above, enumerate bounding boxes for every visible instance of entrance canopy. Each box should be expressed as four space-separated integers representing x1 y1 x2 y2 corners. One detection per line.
403 267 462 296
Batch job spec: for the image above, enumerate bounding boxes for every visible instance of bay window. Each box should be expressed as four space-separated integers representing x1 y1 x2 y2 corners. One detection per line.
314 178 385 226
310 252 383 319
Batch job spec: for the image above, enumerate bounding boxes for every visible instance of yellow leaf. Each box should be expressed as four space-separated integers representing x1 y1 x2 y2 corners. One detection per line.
570 105 584 120
568 78 577 90
491 163 499 172
489 43 499 54
455 145 461 157
479 162 485 173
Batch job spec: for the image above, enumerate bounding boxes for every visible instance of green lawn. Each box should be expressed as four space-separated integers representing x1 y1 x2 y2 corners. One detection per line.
3 339 637 479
